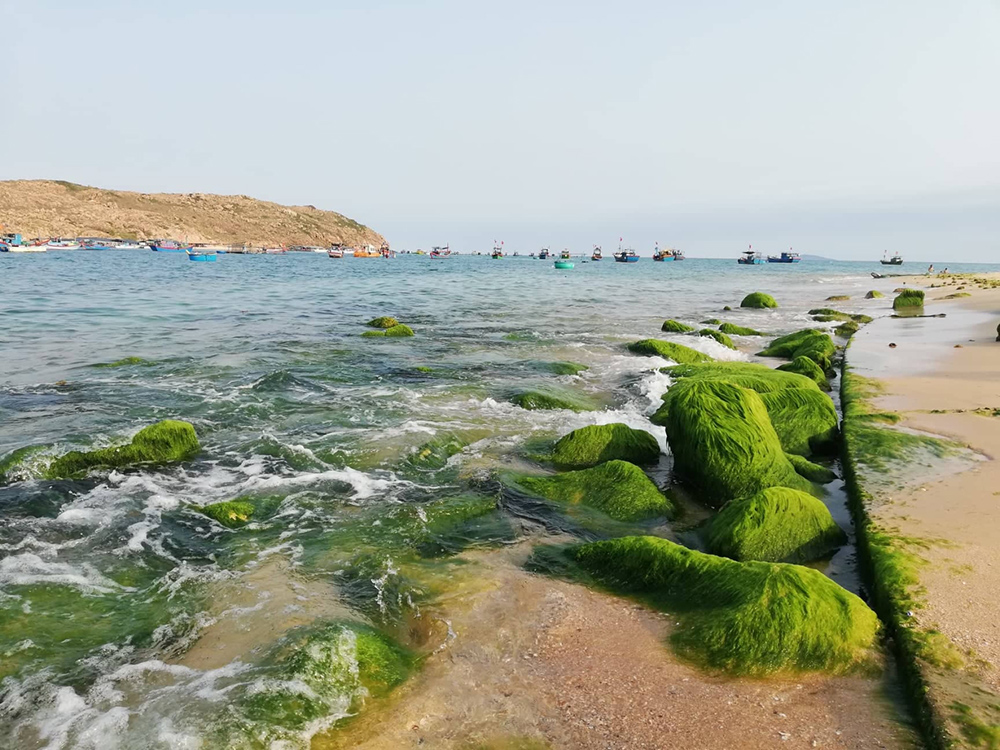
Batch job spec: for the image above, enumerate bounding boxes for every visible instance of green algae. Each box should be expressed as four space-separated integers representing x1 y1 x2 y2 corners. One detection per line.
518 460 673 522
550 423 660 470
44 420 200 479
571 535 879 675
661 319 696 333
199 495 284 528
705 487 846 563
740 292 778 309
835 320 860 338
545 361 588 375
510 388 595 412
718 322 764 336
626 339 712 364
90 356 155 368
367 316 399 328
776 356 829 389
407 434 467 470
759 328 836 370
661 380 812 506
697 328 737 350
893 289 925 310
786 453 837 484
664 361 819 394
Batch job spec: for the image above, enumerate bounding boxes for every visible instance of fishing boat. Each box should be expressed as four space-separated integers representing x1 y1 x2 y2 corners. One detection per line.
491 242 504 259
44 238 80 250
379 242 395 258
613 247 639 263
150 240 191 253
430 244 452 259
668 249 685 261
767 249 801 263
537 248 550 260
353 245 381 258
591 245 602 261
327 246 345 258
652 243 665 262
554 249 574 269
2 242 47 253
186 249 217 262
737 247 764 265
880 252 903 266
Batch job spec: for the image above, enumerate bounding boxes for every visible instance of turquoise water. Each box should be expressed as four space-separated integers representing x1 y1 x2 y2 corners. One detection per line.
1 251 997 747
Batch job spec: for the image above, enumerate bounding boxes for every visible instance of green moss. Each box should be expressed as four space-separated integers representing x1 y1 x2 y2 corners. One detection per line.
407 434 466 470
865 290 885 299
661 380 812 506
199 495 283 528
362 323 415 338
705 487 846 563
740 292 778 309
718 322 764 336
786 453 837 484
661 319 696 333
626 339 712 364
950 702 1000 748
367 316 399 328
835 320 860 338
572 536 879 675
550 423 660 470
90 356 154 368
759 328 836 370
776 356 829 389
698 328 737 350
518 460 673 521
510 388 595 412
44 420 200 479
546 361 588 375
893 289 925 310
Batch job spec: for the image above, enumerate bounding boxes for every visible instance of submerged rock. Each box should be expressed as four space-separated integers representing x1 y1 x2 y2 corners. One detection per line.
90 356 154 368
808 309 873 324
518 460 672 521
572 535 879 675
776 356 829 389
550 423 660 470
740 292 778 309
865 290 885 299
697 329 737 350
363 323 415 338
510 389 594 412
407 434 466 470
759 329 836 371
199 495 283 528
705 487 846 563
718 322 764 336
825 295 850 301
367 316 399 328
661 319 696 333
835 320 860 338
44 420 200 479
626 339 712 364
546 361 589 376
892 289 925 310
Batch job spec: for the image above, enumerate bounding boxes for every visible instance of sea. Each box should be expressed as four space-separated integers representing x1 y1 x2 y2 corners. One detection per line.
1 251 998 748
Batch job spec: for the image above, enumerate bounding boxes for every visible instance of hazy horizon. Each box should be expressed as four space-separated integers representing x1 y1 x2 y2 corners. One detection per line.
3 0 998 261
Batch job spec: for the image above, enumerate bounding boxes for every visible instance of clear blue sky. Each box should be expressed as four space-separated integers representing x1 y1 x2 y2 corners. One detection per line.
2 0 998 259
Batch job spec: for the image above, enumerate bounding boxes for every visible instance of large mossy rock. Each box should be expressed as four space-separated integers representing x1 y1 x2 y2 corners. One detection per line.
661 380 811 505
740 292 778 309
759 329 836 370
572 536 879 675
893 289 925 310
551 423 660 470
776 356 828 389
697 329 737 350
719 322 764 336
518 460 672 522
45 420 200 479
705 487 846 563
661 319 695 333
510 389 594 412
627 339 712 364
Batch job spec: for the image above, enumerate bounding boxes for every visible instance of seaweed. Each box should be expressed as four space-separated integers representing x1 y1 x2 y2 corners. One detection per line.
550 423 660 470
759 328 836 370
785 453 837 484
776 355 829 389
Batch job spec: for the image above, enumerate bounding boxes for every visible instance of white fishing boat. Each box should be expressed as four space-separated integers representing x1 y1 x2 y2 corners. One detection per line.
4 244 47 253
44 239 80 250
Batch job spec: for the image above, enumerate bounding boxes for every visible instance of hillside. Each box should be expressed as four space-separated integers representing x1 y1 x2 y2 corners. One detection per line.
0 180 385 247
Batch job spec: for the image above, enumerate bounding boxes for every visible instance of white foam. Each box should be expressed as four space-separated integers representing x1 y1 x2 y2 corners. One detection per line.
0 554 125 594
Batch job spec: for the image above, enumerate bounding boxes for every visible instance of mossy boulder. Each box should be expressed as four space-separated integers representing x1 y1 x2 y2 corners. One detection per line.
697 329 737 350
705 487 846 563
518 460 672 521
626 339 712 364
776 356 828 389
199 495 283 528
546 361 588 376
865 290 884 299
367 316 399 328
363 324 415 338
718 322 764 336
662 319 696 333
786 453 837 484
572 536 879 675
893 289 925 310
835 320 860 338
740 292 778 309
660 380 811 505
44 420 200 479
510 389 594 412
759 329 836 370
551 423 660 470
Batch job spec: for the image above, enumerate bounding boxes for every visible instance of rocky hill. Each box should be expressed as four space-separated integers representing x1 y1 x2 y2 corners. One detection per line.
0 180 385 247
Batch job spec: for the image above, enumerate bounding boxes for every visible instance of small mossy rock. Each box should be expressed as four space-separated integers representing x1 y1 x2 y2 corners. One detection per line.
551 423 660 470
786 453 837 484
893 289 925 310
408 435 466 470
518 460 673 521
808 309 873 324
91 356 154 368
701 318 721 325
546 361 588 376
627 339 712 364
740 292 778 309
758 388 839 456
835 320 860 338
776 356 828 389
825 295 850 301
698 329 737 350
759 329 836 370
367 316 399 328
705 487 846 563
662 319 696 333
384 324 414 337
361 330 385 338
45 420 200 479
199 495 284 529
723 306 733 311
865 290 885 299
572 536 879 675
719 322 764 336
510 389 594 412
661 380 812 505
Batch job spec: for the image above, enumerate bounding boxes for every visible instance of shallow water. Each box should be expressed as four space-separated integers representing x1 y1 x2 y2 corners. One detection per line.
1 251 997 747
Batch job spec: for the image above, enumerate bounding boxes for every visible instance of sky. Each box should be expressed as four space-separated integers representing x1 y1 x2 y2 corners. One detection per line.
1 0 998 260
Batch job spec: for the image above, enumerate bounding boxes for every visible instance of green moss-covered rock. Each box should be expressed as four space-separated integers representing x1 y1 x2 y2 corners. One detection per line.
510 389 594 412
826 295 850 301
808 309 873 324
551 423 660 470
705 487 846 563
661 380 811 505
740 292 778 309
759 329 836 370
367 316 399 328
518 460 672 521
776 356 828 389
407 435 466 470
758 388 839 456
44 420 200 479
661 319 696 333
572 536 879 675
865 290 884 299
546 361 588 376
0 445 48 484
835 320 860 338
91 356 154 368
362 323 415 338
626 339 712 364
701 318 721 325
786 453 837 484
199 495 283 528
893 289 925 310
718 322 764 336
698 329 737 350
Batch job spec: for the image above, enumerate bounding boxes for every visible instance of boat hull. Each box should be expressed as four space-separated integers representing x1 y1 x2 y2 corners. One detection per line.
554 261 574 269
880 260 903 266
187 253 216 262
614 256 640 263
766 258 800 263
151 246 190 253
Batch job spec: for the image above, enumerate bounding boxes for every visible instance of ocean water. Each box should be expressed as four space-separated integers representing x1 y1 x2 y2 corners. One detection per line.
1 251 997 748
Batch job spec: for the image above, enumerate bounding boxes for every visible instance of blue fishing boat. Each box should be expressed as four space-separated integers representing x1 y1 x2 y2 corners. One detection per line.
613 249 639 263
767 250 801 263
186 250 217 262
738 247 764 265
